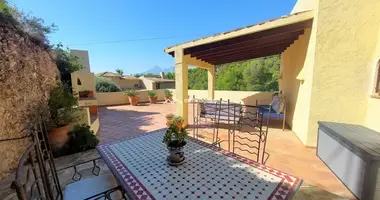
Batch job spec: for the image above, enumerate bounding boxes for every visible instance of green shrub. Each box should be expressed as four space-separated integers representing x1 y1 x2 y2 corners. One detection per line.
68 124 99 153
48 83 81 128
164 89 173 97
148 90 157 97
124 89 138 97
172 116 184 123
95 76 121 92
163 124 188 147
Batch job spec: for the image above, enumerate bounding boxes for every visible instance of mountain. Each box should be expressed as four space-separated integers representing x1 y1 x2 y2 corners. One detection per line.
163 66 174 73
142 66 174 74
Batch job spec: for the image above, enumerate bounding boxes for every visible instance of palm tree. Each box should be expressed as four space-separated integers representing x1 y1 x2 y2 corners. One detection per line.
116 68 124 76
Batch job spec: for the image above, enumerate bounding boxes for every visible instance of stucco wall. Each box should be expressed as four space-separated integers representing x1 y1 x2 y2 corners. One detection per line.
97 89 168 106
140 78 154 90
97 90 273 107
173 90 273 105
308 0 380 146
280 27 316 144
70 50 91 73
365 26 380 132
71 72 96 94
106 76 141 90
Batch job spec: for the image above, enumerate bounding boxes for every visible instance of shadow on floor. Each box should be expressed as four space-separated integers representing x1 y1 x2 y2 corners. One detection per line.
97 106 163 144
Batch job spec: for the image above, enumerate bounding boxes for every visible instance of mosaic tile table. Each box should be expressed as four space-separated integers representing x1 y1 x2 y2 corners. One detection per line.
97 129 302 200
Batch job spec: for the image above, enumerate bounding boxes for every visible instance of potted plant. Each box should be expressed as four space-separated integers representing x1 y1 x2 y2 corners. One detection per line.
164 89 173 101
124 89 139 106
165 113 174 127
79 90 93 98
172 115 184 129
48 84 81 151
148 90 157 104
163 124 189 166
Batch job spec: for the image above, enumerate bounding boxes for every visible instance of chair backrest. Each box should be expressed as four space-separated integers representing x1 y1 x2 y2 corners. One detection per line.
11 122 63 200
232 106 270 164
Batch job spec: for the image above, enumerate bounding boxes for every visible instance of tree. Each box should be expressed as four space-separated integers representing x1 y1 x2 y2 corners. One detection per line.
187 55 280 92
188 68 207 90
166 72 175 80
116 68 124 76
53 43 82 90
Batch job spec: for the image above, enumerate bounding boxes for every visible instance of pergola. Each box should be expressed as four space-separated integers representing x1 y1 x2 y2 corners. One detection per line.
164 10 313 126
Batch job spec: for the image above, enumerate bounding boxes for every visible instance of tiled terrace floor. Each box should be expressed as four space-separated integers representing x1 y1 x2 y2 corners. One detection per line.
98 102 355 200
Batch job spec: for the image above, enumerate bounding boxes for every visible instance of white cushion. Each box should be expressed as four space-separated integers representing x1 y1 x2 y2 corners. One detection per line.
64 173 118 200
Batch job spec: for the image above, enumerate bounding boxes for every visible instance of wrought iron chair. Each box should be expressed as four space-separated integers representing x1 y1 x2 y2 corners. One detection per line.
192 97 221 145
11 122 126 200
257 93 287 131
232 105 270 164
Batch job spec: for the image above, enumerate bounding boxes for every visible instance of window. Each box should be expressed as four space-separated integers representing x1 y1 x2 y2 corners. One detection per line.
156 83 160 89
374 61 380 96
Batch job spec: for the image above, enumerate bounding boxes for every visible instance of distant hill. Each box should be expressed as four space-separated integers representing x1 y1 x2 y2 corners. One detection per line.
142 65 174 75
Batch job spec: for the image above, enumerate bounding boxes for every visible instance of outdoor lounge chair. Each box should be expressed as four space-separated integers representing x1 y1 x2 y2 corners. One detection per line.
257 93 286 131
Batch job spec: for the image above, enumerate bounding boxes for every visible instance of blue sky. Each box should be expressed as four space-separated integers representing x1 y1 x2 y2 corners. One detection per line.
9 0 296 74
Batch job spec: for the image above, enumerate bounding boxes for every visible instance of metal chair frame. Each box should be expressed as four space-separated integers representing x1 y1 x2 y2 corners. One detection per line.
192 96 270 164
10 122 126 200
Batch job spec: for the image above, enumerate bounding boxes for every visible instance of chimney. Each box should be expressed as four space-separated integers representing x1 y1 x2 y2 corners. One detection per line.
160 72 165 79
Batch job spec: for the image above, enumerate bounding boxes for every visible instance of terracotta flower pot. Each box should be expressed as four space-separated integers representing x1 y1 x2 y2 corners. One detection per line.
129 96 139 106
166 116 173 127
48 125 71 150
165 96 173 101
176 122 183 130
149 96 157 104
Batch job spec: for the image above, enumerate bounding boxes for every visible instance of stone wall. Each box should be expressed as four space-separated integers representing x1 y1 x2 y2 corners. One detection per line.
0 14 59 179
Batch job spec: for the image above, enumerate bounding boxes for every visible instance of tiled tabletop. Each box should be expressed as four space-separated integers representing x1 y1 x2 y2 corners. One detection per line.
97 129 302 200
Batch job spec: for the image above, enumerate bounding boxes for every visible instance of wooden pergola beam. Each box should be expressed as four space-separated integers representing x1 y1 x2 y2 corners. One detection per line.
190 30 303 58
210 49 285 65
183 55 213 69
204 45 289 62
195 40 295 60
184 20 312 55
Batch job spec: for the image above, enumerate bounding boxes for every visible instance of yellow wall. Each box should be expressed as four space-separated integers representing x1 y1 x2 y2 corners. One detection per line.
97 89 168 106
307 0 380 146
71 71 97 96
97 89 273 107
365 26 380 132
70 50 91 73
140 78 154 90
280 27 317 144
76 107 99 134
172 90 273 105
106 76 141 89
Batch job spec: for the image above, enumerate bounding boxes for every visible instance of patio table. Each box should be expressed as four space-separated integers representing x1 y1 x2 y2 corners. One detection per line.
97 129 302 200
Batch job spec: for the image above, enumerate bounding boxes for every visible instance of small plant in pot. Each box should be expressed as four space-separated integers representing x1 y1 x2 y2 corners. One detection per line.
165 113 174 127
172 115 184 129
164 89 173 101
163 124 189 166
124 89 139 106
148 90 157 104
79 90 93 98
48 84 81 151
